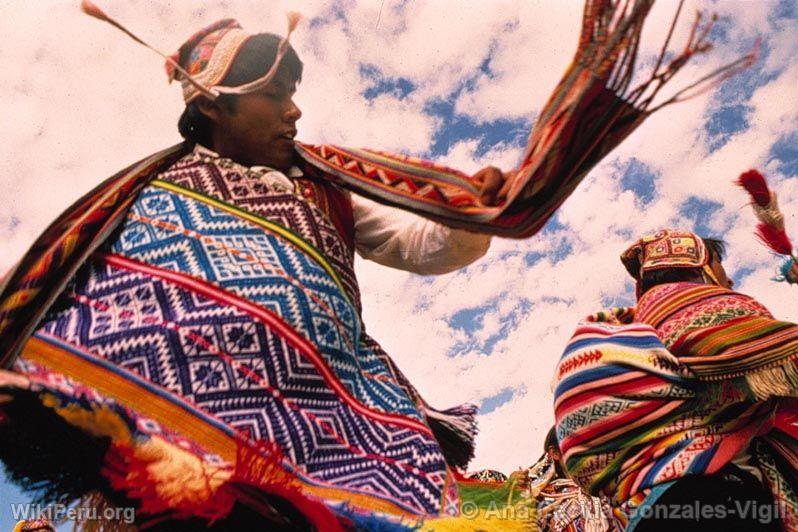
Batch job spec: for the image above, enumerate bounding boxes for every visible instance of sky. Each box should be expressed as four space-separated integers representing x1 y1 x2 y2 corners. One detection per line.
1 0 797 527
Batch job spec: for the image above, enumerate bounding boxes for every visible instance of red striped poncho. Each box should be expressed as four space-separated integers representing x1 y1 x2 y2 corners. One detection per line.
555 282 798 529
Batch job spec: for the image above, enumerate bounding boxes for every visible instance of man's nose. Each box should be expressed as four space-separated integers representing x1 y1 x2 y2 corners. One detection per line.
284 100 302 122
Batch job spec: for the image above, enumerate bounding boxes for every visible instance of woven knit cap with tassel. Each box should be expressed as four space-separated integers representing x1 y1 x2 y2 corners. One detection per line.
80 1 301 104
621 229 721 296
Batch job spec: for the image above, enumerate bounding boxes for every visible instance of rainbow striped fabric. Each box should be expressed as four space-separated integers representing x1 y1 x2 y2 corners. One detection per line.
554 282 798 529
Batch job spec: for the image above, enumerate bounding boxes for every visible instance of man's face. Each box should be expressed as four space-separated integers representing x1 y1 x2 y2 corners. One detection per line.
206 69 302 171
709 254 733 289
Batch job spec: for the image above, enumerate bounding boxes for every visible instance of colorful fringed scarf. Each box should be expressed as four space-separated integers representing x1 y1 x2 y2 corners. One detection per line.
554 282 798 529
636 283 798 394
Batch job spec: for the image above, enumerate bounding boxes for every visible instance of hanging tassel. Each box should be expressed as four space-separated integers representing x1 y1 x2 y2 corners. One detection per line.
423 403 478 470
80 0 219 100
79 0 109 22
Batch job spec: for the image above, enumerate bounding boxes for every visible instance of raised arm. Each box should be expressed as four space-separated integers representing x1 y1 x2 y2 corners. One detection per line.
353 195 491 275
352 166 514 274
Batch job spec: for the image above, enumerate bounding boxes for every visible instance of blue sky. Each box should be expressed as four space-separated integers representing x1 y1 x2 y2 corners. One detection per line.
1 0 797 527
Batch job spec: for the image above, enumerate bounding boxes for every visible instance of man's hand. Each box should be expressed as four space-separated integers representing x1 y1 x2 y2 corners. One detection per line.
473 166 515 206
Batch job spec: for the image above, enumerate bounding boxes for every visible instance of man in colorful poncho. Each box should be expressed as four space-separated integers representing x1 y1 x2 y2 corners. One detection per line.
554 229 798 531
0 19 517 530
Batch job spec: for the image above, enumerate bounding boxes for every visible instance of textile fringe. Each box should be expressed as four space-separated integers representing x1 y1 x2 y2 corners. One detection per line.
746 357 798 401
423 403 479 470
230 440 344 531
626 3 759 113
103 438 233 522
520 0 757 191
232 438 294 489
105 434 342 530
0 386 339 530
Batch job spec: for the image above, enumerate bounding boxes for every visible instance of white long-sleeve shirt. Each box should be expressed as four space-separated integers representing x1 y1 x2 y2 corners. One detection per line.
193 145 491 275
352 195 491 275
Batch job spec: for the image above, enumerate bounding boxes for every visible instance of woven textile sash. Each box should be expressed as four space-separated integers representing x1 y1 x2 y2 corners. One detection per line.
636 282 798 395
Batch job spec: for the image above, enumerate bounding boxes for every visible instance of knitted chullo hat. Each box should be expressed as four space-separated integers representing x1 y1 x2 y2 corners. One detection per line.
165 19 250 104
80 1 300 104
621 229 720 295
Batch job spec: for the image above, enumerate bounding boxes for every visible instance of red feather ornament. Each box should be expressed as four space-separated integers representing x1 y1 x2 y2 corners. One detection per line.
737 169 771 207
755 222 793 256
737 170 797 272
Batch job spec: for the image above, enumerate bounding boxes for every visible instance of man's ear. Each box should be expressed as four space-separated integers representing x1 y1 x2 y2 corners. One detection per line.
196 97 223 122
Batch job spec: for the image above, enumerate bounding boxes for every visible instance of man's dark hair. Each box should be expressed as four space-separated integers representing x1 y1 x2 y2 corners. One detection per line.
543 426 567 477
703 237 726 263
177 33 303 147
638 237 726 295
544 426 559 454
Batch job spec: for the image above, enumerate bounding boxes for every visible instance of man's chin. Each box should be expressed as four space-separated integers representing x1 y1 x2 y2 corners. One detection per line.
283 146 299 168
273 151 297 172
253 148 296 172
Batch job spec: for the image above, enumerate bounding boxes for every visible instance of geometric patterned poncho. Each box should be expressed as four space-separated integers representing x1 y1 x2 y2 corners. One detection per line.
1 151 460 529
554 282 798 530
